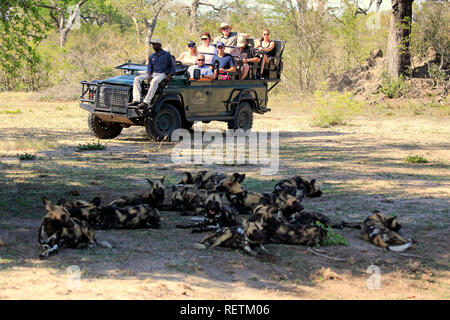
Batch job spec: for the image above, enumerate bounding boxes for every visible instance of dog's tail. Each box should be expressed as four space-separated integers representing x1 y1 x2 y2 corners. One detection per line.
96 240 113 249
387 239 418 252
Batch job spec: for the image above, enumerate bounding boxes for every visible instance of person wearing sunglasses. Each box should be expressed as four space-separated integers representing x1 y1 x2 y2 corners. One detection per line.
187 54 215 79
211 41 236 77
255 28 276 79
197 32 217 65
214 22 249 54
176 41 198 66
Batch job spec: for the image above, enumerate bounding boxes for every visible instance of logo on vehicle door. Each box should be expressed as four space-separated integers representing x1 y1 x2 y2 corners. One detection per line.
192 91 207 104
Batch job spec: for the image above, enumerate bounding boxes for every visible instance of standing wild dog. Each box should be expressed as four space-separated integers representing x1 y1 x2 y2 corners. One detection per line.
176 193 237 233
251 204 328 246
171 186 207 215
179 171 226 190
57 197 102 226
97 204 161 230
273 176 322 200
361 211 417 251
107 177 165 209
38 197 111 259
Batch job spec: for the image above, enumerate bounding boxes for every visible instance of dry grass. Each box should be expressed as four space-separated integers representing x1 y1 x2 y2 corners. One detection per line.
0 92 449 299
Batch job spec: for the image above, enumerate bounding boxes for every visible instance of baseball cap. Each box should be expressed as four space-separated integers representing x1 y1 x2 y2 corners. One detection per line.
216 41 225 48
150 38 162 45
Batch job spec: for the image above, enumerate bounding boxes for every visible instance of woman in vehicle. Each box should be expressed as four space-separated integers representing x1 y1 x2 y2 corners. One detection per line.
177 41 198 65
197 32 217 66
255 29 276 79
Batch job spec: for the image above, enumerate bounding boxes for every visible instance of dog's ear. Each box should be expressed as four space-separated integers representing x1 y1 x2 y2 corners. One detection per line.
57 198 67 206
160 176 165 184
181 187 188 197
238 173 246 183
310 179 316 187
146 179 154 187
42 197 54 211
91 197 101 207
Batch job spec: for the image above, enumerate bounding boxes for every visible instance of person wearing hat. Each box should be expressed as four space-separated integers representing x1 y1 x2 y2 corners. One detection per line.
129 38 176 108
176 41 198 66
231 35 260 80
187 54 215 79
211 41 236 76
197 32 217 65
214 23 249 54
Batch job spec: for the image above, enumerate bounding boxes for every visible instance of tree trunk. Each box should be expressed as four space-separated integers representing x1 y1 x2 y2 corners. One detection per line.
190 0 200 34
144 9 161 63
385 0 414 79
132 16 140 45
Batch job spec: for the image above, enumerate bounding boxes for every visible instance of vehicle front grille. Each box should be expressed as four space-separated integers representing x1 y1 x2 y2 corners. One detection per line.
97 85 129 114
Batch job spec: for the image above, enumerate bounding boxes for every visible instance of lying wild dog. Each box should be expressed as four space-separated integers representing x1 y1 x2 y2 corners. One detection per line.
361 211 417 251
57 197 102 226
97 204 161 230
199 218 267 256
251 204 328 246
275 193 304 221
38 197 111 259
171 185 207 215
176 193 237 233
179 171 226 190
273 176 322 200
107 177 165 209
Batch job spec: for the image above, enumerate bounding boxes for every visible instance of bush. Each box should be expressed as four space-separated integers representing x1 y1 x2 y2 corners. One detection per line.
311 87 363 127
77 141 106 151
379 73 409 98
315 221 349 246
405 155 428 163
17 153 37 161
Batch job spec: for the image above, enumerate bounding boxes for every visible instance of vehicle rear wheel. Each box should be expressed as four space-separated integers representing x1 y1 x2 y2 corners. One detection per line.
145 103 182 141
88 113 123 139
227 101 253 131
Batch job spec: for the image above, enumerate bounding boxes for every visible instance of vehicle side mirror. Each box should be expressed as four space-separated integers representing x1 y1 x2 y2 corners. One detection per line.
193 68 201 80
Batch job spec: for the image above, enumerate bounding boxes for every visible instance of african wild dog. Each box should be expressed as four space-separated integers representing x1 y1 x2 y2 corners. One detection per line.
273 176 322 200
274 193 304 221
361 211 417 251
38 197 111 259
251 204 328 246
107 177 165 209
228 190 276 215
176 193 237 233
57 197 102 226
97 204 161 230
171 185 207 215
179 171 226 190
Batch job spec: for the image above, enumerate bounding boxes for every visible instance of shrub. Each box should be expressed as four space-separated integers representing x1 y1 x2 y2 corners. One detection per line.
0 109 21 114
311 87 363 127
17 153 37 161
316 221 349 246
405 155 428 164
379 73 408 98
77 141 106 151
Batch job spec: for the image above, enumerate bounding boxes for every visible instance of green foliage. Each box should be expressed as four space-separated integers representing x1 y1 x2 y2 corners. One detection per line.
315 221 349 246
77 141 106 151
0 109 21 114
379 73 408 98
311 85 363 127
428 64 448 85
16 153 37 161
405 155 428 164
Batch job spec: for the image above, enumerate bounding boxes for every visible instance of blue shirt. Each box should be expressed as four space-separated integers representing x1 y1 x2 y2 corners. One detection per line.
187 64 214 78
147 50 176 75
211 53 235 70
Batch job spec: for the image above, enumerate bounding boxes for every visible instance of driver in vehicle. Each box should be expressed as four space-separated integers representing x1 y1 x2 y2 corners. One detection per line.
187 54 215 79
129 38 175 108
231 36 261 80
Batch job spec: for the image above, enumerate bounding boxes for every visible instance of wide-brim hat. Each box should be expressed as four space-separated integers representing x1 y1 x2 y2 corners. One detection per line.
150 38 162 45
219 22 231 32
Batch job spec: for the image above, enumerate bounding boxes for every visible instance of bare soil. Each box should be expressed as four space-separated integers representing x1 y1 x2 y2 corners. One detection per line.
0 93 448 299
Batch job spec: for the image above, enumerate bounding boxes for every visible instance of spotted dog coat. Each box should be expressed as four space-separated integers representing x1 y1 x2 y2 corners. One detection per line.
176 193 237 233
361 211 417 251
38 197 97 259
57 197 102 226
98 204 161 230
171 186 207 215
107 177 165 209
273 176 322 200
179 171 226 190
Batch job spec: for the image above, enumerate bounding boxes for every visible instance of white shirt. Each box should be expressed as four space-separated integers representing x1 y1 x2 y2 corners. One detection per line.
197 45 217 65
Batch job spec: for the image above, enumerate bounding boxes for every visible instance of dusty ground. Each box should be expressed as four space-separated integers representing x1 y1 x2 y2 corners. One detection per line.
0 92 449 299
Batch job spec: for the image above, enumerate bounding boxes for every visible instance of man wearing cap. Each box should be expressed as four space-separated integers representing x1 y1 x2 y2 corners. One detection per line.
214 23 249 54
231 36 260 80
129 38 176 108
187 54 215 79
211 41 236 75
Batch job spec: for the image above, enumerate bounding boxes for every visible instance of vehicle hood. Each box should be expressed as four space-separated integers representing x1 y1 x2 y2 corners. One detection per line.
101 74 137 85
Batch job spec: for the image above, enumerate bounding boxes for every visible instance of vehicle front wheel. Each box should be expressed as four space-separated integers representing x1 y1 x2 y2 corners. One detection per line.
88 113 123 139
227 101 253 131
145 103 182 141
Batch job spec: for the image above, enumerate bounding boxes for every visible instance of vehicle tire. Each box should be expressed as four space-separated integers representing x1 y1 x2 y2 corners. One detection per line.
145 103 182 141
227 101 253 131
88 113 123 139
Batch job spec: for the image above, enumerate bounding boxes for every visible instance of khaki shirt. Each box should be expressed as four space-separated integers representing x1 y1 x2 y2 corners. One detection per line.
214 32 239 54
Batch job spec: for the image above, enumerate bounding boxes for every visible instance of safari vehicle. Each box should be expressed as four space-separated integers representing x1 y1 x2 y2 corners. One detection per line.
79 39 285 141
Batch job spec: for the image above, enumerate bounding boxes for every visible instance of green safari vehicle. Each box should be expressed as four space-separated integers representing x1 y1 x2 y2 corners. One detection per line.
79 39 285 141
